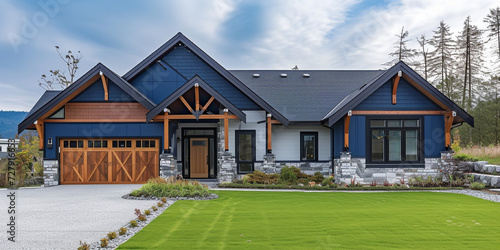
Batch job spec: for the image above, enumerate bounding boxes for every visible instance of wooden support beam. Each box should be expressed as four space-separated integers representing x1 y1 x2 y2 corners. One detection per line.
224 109 229 151
267 114 272 153
195 84 200 111
179 96 194 113
153 114 239 120
35 120 44 150
392 72 401 104
100 72 108 101
444 111 454 149
164 112 169 152
344 115 350 151
352 110 445 115
201 97 214 113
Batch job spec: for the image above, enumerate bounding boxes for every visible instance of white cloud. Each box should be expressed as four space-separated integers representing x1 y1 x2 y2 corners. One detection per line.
240 0 361 69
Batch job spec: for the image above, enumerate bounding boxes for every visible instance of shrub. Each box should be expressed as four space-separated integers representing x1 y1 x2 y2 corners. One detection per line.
130 178 210 198
158 201 164 207
383 180 391 187
119 227 127 235
100 238 109 248
310 172 325 183
454 153 478 162
145 209 151 215
151 205 158 211
78 241 90 250
370 180 377 187
130 220 138 228
161 197 167 203
108 231 117 240
321 176 333 186
246 171 279 184
279 166 298 184
471 182 485 190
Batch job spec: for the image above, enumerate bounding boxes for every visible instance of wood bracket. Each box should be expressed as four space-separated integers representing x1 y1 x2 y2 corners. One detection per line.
392 71 402 104
100 71 108 101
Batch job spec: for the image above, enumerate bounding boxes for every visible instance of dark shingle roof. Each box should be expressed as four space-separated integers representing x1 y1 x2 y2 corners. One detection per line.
25 91 61 118
229 70 385 122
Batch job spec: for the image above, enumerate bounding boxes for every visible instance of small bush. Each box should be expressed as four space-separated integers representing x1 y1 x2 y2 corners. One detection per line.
321 176 333 186
158 201 164 207
100 238 109 248
454 153 478 162
119 227 127 235
130 178 210 198
370 180 377 187
138 215 147 221
108 231 117 240
145 209 151 215
471 182 485 190
161 197 167 203
78 241 90 250
130 220 138 228
279 166 298 184
152 205 158 211
309 172 325 183
246 171 279 184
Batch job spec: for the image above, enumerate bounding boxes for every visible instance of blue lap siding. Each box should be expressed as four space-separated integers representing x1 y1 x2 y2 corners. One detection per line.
71 79 136 102
354 78 441 111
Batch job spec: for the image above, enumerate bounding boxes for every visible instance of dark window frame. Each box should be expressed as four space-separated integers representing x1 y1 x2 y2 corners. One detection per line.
300 132 319 162
366 116 424 167
235 130 256 174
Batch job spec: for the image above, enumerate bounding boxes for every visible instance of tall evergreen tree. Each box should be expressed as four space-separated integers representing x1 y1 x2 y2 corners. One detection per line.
416 34 430 80
457 16 484 109
484 7 500 70
384 26 416 67
428 21 455 95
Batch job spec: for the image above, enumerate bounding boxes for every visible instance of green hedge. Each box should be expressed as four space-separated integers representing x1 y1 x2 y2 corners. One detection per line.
130 179 210 198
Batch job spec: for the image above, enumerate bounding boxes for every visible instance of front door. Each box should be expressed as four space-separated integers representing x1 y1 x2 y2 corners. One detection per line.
190 138 209 178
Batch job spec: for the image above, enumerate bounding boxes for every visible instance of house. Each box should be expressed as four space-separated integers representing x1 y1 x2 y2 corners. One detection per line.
18 33 473 186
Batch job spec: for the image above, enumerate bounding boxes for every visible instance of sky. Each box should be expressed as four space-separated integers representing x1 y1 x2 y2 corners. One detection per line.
0 0 498 112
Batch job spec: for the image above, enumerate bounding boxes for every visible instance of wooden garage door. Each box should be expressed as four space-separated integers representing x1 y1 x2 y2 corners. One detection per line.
60 139 159 184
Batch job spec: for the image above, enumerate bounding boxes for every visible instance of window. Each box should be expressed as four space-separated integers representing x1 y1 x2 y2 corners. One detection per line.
368 118 421 165
300 132 318 161
235 130 255 173
112 140 132 148
49 107 65 119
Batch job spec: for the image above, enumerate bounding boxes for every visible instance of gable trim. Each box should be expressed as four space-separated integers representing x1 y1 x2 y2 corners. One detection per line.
123 32 289 126
326 61 474 127
146 75 246 122
18 63 155 134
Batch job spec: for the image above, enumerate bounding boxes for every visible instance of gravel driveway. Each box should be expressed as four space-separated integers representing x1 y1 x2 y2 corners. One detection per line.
0 185 157 250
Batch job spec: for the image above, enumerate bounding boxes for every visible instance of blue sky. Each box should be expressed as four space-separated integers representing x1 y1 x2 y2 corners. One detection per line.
0 0 498 111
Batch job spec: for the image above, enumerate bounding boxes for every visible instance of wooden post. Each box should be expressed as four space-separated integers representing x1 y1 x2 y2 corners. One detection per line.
344 115 351 151
195 83 200 111
100 71 108 101
392 71 402 104
164 110 170 152
224 109 229 151
267 114 272 153
35 120 44 150
444 111 454 149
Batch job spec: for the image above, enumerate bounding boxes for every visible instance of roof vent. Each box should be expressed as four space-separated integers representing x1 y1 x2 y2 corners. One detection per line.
303 73 310 78
281 73 287 78
253 74 260 78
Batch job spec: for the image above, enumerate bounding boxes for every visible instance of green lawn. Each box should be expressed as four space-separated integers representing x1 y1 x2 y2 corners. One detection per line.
118 191 500 249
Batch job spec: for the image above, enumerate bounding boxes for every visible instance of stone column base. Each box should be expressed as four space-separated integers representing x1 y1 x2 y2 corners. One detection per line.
218 151 236 183
160 154 181 179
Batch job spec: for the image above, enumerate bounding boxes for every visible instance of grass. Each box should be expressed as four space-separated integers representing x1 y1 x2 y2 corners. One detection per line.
460 145 500 165
118 191 500 249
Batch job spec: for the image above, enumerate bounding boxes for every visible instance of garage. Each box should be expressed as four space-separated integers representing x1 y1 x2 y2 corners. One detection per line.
60 138 159 184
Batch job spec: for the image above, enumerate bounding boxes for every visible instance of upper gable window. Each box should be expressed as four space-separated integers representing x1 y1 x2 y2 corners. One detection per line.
49 107 65 119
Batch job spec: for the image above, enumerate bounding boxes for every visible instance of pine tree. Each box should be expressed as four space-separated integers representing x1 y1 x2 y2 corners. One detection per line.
415 34 430 80
457 16 484 109
428 21 455 95
484 7 500 70
384 26 416 67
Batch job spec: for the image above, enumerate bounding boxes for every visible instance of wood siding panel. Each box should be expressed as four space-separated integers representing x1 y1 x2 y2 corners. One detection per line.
65 103 147 120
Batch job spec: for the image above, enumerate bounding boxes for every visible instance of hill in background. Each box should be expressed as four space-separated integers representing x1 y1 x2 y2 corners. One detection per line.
0 111 28 139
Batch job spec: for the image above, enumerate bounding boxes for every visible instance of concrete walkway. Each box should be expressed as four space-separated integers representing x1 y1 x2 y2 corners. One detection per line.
0 185 157 250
